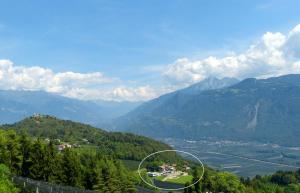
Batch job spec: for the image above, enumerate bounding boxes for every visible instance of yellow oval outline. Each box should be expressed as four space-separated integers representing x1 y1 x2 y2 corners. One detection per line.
138 149 205 191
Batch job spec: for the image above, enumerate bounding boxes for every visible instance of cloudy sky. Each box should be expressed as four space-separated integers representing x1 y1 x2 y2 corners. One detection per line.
1 0 300 101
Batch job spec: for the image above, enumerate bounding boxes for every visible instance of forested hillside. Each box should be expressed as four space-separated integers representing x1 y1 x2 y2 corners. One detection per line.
0 115 179 161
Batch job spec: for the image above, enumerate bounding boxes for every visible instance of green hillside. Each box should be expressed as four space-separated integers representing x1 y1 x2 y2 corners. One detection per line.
0 115 179 162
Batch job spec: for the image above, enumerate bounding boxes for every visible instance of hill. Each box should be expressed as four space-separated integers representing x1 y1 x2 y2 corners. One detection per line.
0 115 178 161
114 74 300 146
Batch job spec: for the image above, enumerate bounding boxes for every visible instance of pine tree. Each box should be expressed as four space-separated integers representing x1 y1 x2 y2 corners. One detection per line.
29 139 46 180
115 160 137 193
192 167 202 193
201 169 213 193
19 132 32 177
44 140 59 182
82 155 99 190
0 131 9 166
102 159 121 193
6 130 21 174
61 148 82 187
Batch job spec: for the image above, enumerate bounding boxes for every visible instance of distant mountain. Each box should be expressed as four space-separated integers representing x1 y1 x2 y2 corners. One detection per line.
179 77 239 94
0 90 138 125
114 74 300 146
93 100 142 119
112 77 239 120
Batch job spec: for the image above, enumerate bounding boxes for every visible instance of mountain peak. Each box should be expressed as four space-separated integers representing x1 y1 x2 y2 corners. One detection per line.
180 77 239 94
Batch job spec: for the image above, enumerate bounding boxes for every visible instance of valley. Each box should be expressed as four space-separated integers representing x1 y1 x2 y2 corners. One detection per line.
163 138 300 177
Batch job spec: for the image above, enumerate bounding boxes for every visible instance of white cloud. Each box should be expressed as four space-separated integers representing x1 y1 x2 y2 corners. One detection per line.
0 60 112 90
285 24 300 58
163 24 300 87
0 60 159 101
63 86 158 102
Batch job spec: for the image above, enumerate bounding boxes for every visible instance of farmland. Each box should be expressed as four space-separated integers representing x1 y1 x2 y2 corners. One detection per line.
163 138 300 177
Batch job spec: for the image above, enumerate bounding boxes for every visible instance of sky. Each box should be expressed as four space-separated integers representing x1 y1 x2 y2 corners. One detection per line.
1 0 300 101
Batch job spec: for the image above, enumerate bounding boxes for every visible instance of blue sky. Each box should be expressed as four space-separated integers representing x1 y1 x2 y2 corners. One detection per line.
1 0 300 101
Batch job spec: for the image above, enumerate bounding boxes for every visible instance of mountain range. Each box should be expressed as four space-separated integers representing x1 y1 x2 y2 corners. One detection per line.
0 90 139 126
2 75 300 146
0 77 232 126
114 74 300 146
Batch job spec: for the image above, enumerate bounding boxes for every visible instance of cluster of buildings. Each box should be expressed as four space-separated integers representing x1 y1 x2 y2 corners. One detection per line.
44 138 83 151
57 142 82 151
147 164 176 177
57 142 83 151
57 143 73 151
160 164 176 175
147 163 189 177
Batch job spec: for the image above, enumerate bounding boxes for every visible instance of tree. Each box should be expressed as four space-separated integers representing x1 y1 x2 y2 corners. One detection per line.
192 167 202 193
28 139 46 180
115 160 136 193
0 164 19 193
271 171 297 185
284 184 300 193
5 131 21 174
43 140 59 182
101 159 122 193
61 148 82 187
184 182 194 193
19 132 32 177
82 154 101 190
212 172 246 193
201 170 214 193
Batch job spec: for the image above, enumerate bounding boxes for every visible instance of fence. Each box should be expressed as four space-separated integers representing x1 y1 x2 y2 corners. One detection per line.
12 176 156 193
13 176 101 193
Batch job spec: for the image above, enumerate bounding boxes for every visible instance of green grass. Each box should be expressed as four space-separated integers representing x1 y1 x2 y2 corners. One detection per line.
154 175 165 181
156 175 193 184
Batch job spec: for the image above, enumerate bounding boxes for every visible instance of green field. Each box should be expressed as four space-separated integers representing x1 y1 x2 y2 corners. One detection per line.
167 175 193 184
154 175 165 181
155 175 193 184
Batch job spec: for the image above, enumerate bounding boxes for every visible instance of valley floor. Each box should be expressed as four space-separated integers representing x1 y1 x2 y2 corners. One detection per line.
162 138 300 177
